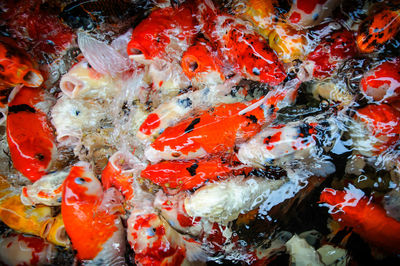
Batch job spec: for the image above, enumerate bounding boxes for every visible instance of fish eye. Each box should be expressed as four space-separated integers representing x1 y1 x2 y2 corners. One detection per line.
35 153 45 161
74 177 86 184
252 67 260 76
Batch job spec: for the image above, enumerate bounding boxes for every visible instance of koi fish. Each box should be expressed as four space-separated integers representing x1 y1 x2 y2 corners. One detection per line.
357 7 400 53
127 3 197 61
50 94 108 146
360 58 400 102
61 163 126 264
45 213 70 247
0 0 75 61
59 59 122 99
145 85 297 163
299 30 358 81
320 186 400 253
101 151 146 204
141 155 251 193
0 37 43 87
184 175 285 224
238 113 339 176
0 176 66 246
127 208 206 266
197 1 286 85
350 103 400 156
181 39 225 85
136 75 242 141
20 170 68 206
0 233 57 266
286 0 341 29
6 86 56 182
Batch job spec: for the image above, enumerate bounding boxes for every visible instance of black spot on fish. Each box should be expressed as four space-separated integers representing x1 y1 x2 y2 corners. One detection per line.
75 110 81 116
246 114 258 123
177 97 192 108
184 117 201 134
186 163 198 176
0 64 4 72
8 104 36 114
298 123 313 138
268 104 276 115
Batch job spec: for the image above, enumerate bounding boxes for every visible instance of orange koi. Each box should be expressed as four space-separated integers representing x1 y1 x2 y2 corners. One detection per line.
61 163 126 264
145 86 296 163
0 37 43 87
320 186 400 253
197 1 286 85
357 7 400 53
0 233 57 266
181 39 224 84
360 58 400 102
101 151 145 203
141 156 251 193
127 4 197 60
6 86 56 182
351 103 400 156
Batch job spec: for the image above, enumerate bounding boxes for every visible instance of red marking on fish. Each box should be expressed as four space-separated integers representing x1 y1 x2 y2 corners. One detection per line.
6 87 55 182
320 188 400 253
264 131 282 150
101 159 134 202
297 0 328 14
139 113 162 136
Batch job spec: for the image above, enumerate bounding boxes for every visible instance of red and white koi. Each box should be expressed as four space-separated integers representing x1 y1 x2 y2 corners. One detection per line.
197 0 287 85
6 86 56 182
0 233 57 266
360 58 400 102
21 169 68 206
61 162 126 264
237 113 339 176
286 0 341 29
349 103 400 156
299 30 358 81
320 185 400 253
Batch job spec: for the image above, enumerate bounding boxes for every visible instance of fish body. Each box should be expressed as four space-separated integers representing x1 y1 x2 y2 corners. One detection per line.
127 4 197 60
61 163 126 264
357 7 400 53
198 1 286 85
287 0 341 29
0 233 57 266
141 156 250 193
6 86 56 182
320 187 400 253
350 103 400 156
237 114 339 176
300 30 358 80
361 58 400 102
0 37 43 88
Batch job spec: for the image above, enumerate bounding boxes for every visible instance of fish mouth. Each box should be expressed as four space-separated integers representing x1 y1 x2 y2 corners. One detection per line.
22 69 44 87
60 75 85 98
182 55 199 78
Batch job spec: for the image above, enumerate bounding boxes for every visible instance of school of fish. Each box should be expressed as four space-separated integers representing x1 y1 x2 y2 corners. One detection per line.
0 0 400 265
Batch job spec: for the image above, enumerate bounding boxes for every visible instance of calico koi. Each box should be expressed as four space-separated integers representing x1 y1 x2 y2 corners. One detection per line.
357 7 400 53
320 186 400 253
61 163 126 264
6 86 56 182
141 156 251 193
360 58 400 102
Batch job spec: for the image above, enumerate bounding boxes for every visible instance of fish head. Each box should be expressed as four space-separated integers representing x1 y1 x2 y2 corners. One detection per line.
62 163 103 206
